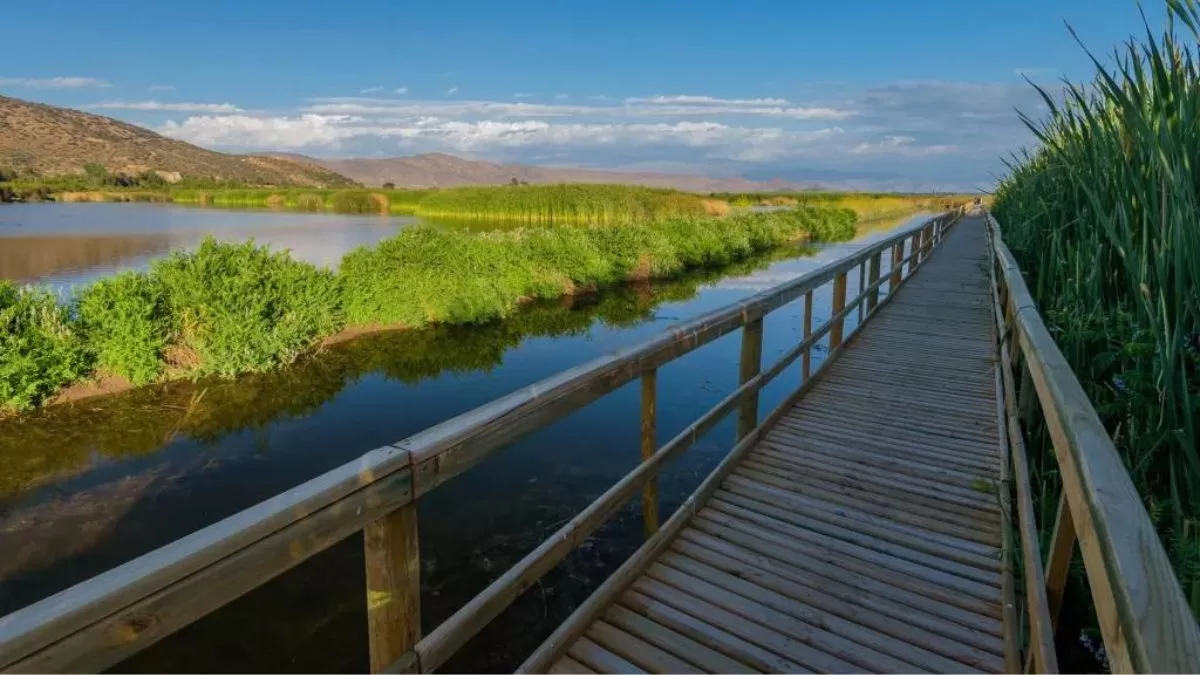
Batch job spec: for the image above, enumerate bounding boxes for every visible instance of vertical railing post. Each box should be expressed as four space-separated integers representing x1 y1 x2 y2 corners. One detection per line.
640 369 659 537
909 232 921 274
830 272 848 350
866 252 882 315
737 316 764 440
856 262 866 324
890 242 904 289
801 290 813 380
365 505 421 674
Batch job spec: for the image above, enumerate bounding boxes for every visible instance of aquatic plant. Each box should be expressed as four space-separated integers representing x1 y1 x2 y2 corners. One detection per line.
0 282 89 410
76 272 170 385
993 0 1200 614
412 184 709 224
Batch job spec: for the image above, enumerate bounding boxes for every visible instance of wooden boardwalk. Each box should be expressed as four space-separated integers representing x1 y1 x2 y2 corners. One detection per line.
548 218 1007 673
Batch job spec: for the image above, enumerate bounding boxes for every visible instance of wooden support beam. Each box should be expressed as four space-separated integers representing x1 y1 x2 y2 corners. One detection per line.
829 272 848 350
1044 493 1077 631
857 263 866 323
737 318 764 440
365 505 421 674
866 252 882 315
909 232 921 274
801 290 813 381
890 242 904 290
640 370 659 538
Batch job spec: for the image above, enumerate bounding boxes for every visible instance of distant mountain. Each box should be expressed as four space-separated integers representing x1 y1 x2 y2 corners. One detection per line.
0 95 356 187
282 152 807 193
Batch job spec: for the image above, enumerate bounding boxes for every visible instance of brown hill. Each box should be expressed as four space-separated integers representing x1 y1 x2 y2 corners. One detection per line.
0 95 357 187
297 153 798 193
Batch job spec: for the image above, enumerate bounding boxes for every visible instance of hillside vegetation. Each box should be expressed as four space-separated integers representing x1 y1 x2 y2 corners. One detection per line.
0 95 356 187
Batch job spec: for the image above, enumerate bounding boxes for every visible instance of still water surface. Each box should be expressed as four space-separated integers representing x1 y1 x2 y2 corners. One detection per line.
0 205 929 672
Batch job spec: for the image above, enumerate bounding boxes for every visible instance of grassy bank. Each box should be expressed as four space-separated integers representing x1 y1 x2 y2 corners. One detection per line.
711 191 973 219
0 206 855 412
993 0 1200 617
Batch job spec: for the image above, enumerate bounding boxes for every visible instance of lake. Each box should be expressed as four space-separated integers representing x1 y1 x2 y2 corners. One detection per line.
0 204 930 672
0 202 414 292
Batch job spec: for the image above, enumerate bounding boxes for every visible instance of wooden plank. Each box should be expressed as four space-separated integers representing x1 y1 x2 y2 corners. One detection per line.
640 369 659 538
603 605 752 674
802 289 813 381
646 562 915 673
764 430 997 486
364 504 421 674
659 553 990 673
890 241 904 289
766 424 1000 477
567 636 644 674
620 590 810 674
633 577 845 673
866 251 882 315
586 620 701 674
549 656 595 674
728 467 1001 545
737 317 763 441
672 537 1006 665
698 505 1003 606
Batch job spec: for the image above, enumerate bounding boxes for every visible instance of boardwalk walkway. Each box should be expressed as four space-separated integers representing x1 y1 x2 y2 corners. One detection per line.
547 217 1007 673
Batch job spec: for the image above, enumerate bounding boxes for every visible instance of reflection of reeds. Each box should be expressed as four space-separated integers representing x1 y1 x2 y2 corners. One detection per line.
0 235 173 282
994 0 1200 617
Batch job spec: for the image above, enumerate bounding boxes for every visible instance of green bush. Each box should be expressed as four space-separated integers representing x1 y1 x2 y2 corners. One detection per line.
0 283 90 410
76 272 170 385
153 238 343 376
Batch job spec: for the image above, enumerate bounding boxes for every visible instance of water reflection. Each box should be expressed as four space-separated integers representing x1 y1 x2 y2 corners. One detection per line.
0 203 412 291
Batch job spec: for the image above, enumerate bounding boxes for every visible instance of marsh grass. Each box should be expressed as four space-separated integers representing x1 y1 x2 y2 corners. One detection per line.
411 184 709 224
0 206 854 412
994 0 1200 615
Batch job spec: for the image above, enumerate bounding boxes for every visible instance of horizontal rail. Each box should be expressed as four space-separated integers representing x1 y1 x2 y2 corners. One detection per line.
986 213 1200 673
0 210 959 673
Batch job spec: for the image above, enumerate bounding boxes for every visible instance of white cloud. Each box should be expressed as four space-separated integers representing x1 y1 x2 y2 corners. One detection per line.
301 97 852 120
626 95 792 106
852 135 957 156
394 86 408 94
555 93 569 100
587 95 611 101
360 86 385 94
0 76 110 89
446 86 459 95
148 84 176 92
513 92 533 99
84 100 245 113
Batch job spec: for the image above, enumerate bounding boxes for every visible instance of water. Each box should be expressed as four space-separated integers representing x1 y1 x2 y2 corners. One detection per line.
0 205 930 672
0 203 415 292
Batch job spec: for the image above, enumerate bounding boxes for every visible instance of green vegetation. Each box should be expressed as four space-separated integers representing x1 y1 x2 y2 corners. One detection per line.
993 0 1200 615
0 283 89 410
0 205 855 412
711 191 972 220
341 207 852 327
168 188 429 215
413 184 709 224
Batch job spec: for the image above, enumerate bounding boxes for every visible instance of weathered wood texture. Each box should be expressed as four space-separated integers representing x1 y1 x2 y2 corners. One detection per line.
543 216 1008 673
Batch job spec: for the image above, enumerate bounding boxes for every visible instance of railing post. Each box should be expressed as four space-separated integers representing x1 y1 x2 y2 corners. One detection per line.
365 505 421 674
830 272 848 350
856 262 866 324
1044 493 1077 631
737 317 763 440
801 290 813 380
909 232 921 274
640 369 660 537
866 252 881 315
890 242 904 289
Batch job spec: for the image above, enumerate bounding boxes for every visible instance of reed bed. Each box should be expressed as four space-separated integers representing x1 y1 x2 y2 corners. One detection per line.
0 206 855 412
411 184 709 224
993 0 1200 615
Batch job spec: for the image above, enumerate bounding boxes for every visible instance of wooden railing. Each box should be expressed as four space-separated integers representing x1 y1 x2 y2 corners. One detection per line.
985 212 1200 673
0 210 961 674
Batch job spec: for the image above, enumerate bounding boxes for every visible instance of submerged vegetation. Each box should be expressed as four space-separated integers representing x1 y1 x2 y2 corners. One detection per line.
994 0 1200 617
0 205 855 412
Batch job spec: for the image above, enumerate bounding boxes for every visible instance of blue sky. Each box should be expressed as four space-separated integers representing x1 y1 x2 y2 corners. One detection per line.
0 0 1167 190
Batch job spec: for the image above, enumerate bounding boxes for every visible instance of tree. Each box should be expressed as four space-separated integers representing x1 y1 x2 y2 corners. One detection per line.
382 182 395 189
511 177 520 185
82 162 109 186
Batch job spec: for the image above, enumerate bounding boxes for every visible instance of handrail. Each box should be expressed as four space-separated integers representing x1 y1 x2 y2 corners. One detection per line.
0 209 961 673
985 212 1200 673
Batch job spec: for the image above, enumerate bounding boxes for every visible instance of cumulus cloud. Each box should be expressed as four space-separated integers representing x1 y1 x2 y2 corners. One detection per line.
626 94 792 106
394 86 408 94
852 135 957 156
0 76 110 89
360 86 385 94
84 100 245 113
301 97 851 120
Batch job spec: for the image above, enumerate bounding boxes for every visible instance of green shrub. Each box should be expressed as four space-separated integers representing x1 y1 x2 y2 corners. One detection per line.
153 238 343 376
76 272 170 385
0 282 89 410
